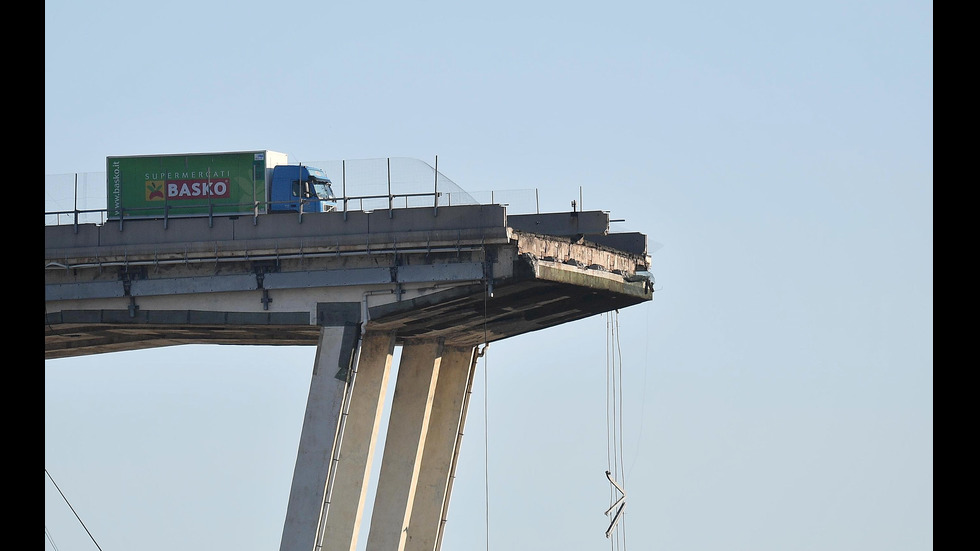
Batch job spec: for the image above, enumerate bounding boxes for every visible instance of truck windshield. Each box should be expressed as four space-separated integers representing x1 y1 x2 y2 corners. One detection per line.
311 180 336 201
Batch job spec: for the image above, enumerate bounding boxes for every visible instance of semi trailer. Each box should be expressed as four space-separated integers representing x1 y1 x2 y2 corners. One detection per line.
106 150 336 220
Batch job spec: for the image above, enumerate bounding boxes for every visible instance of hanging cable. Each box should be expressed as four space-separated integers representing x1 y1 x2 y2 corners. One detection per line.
483 272 491 551
606 312 613 511
45 469 104 551
605 311 627 549
615 311 628 548
44 526 60 551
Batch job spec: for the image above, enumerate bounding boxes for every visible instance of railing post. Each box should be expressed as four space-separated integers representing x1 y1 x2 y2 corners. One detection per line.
343 160 348 221
72 173 80 234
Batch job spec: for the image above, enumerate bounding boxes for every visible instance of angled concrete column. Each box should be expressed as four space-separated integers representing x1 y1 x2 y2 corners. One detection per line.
280 322 361 551
365 340 444 551
319 331 397 551
405 345 476 551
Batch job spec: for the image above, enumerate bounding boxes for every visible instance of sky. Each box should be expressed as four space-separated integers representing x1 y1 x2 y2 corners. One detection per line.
45 1 933 550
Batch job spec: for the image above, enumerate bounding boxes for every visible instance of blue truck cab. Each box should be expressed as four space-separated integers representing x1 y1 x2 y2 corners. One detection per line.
269 165 337 213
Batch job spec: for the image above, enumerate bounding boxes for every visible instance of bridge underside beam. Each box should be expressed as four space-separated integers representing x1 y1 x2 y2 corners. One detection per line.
43 322 321 359
45 257 650 359
367 259 651 347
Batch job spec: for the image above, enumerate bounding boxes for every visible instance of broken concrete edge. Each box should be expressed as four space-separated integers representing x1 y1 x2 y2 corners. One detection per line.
364 253 652 328
510 230 652 275
532 262 653 298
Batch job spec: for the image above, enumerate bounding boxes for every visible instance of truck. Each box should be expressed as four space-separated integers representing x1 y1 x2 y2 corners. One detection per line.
106 150 337 220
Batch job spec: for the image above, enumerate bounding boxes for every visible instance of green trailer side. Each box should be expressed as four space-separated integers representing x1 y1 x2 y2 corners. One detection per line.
106 150 288 220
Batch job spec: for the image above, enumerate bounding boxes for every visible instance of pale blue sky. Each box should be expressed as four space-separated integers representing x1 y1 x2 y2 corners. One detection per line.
45 1 932 550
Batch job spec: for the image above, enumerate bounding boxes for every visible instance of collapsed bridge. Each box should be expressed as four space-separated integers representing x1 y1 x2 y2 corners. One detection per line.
44 204 653 551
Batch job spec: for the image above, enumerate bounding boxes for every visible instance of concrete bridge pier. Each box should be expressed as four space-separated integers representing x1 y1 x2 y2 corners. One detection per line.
403 344 475 551
318 331 397 551
364 340 478 551
279 322 362 551
280 329 478 551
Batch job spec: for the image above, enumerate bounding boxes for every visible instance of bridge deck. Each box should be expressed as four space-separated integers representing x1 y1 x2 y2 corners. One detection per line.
45 205 652 358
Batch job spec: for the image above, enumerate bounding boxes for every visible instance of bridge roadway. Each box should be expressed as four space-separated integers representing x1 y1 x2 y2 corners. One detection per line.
44 204 653 551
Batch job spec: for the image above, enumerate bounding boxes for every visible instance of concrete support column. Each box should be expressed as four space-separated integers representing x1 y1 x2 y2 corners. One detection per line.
405 345 476 551
364 340 445 551
319 331 397 551
279 323 360 551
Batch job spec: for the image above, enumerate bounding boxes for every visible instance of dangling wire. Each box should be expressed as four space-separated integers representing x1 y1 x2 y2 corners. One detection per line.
605 311 627 549
483 275 491 551
45 469 104 551
606 312 613 499
44 526 60 551
615 312 627 548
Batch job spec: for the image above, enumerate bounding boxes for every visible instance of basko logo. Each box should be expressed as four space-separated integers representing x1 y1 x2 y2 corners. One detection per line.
145 179 232 201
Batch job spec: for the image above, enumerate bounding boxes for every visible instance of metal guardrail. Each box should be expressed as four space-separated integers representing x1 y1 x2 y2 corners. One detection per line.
44 189 540 230
46 192 445 232
45 157 542 229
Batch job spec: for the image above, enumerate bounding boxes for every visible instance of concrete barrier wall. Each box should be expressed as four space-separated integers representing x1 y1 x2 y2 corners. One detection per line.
45 205 509 260
508 211 609 236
